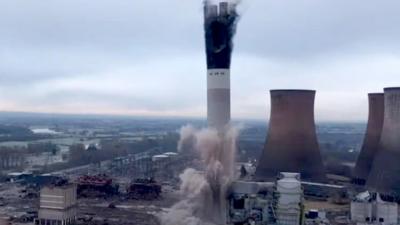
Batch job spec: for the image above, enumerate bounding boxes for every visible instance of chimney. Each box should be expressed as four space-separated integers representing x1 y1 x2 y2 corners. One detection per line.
255 90 326 182
353 93 384 185
204 2 239 131
204 4 218 19
219 2 229 16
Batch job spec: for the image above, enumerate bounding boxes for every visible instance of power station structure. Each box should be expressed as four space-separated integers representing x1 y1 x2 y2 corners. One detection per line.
367 87 400 198
255 90 326 182
204 1 238 130
352 93 384 185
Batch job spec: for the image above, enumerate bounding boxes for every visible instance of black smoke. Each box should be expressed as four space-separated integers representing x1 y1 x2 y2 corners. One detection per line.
204 1 239 69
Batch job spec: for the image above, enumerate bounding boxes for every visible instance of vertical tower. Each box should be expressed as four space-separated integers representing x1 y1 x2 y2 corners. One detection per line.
204 2 238 130
352 93 384 185
368 88 400 196
255 90 326 182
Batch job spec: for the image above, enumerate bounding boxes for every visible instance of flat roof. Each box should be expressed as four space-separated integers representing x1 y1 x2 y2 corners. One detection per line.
301 181 345 189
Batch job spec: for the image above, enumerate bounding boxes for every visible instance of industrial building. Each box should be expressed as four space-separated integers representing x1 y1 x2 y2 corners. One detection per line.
304 209 328 225
367 87 400 198
227 180 274 225
227 172 304 225
76 174 119 198
353 93 384 185
301 181 347 201
127 178 161 200
275 173 304 225
351 191 398 225
36 183 77 225
152 152 178 181
255 90 326 182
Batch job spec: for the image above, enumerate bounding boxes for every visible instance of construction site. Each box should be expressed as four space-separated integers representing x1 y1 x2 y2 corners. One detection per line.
0 148 187 225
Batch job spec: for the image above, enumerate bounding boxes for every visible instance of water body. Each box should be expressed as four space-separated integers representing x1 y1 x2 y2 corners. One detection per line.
30 128 61 135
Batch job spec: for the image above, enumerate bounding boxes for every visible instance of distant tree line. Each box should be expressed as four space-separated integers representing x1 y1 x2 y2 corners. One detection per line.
45 132 179 172
0 142 59 172
0 125 48 142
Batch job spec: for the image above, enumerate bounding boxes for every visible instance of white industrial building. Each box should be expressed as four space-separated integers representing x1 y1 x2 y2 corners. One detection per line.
226 172 304 225
227 180 275 224
351 191 398 225
275 173 304 225
36 184 77 225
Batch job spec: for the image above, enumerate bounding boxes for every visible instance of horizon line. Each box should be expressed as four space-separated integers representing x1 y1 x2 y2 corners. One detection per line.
0 110 366 124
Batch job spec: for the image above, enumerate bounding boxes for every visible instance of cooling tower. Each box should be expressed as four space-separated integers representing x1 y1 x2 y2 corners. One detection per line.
367 88 400 196
204 2 238 130
255 90 326 182
352 93 384 185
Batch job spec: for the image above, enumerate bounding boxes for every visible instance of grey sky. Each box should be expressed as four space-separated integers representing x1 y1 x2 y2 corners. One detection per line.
1 0 400 121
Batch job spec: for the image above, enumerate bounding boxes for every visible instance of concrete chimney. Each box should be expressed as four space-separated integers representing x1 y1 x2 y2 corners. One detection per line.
204 2 238 130
368 88 400 197
255 90 326 182
204 4 218 19
219 2 229 16
352 93 384 185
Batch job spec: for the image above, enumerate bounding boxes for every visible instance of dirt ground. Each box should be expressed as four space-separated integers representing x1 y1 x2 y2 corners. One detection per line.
0 182 181 225
76 190 180 225
305 199 349 211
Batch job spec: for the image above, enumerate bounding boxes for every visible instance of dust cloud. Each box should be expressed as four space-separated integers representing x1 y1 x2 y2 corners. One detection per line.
160 125 239 225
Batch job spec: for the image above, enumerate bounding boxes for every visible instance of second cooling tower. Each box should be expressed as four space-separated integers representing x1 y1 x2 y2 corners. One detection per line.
367 87 400 196
255 90 326 182
352 93 384 185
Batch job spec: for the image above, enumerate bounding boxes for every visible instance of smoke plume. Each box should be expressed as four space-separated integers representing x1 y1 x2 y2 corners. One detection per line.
160 125 239 225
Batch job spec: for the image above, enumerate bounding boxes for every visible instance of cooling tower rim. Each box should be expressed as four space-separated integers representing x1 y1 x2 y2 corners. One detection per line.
384 87 400 91
368 93 384 96
270 89 315 93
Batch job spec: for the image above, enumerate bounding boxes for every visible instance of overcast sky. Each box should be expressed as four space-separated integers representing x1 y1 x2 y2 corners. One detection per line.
1 0 400 122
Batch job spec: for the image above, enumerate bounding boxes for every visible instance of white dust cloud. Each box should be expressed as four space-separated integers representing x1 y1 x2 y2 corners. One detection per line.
160 125 239 225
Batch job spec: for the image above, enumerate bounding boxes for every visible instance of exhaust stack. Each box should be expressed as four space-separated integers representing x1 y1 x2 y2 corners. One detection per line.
255 90 326 182
352 93 384 185
204 1 239 130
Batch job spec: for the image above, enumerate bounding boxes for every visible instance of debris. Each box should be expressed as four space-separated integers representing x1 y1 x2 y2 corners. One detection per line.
127 178 161 200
